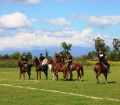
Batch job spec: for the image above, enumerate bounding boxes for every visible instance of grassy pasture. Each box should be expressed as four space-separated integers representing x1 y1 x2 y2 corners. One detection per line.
0 66 120 105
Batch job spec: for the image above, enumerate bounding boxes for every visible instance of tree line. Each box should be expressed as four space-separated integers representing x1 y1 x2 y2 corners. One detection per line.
0 37 120 61
85 37 120 61
0 52 32 60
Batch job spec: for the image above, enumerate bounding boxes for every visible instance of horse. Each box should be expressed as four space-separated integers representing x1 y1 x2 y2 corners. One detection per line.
16 61 33 80
42 57 55 80
33 56 48 80
49 53 67 80
68 63 84 81
93 62 109 84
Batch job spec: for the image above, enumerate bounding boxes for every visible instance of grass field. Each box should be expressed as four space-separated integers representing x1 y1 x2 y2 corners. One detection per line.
0 66 120 105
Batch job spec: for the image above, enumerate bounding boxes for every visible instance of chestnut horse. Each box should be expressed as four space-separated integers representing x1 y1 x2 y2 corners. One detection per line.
69 63 84 81
33 56 48 80
16 61 33 80
93 62 109 84
48 54 67 80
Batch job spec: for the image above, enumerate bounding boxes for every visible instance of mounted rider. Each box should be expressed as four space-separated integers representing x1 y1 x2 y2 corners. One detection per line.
59 52 65 62
39 53 45 64
21 54 28 68
54 53 60 63
97 51 110 73
66 52 73 72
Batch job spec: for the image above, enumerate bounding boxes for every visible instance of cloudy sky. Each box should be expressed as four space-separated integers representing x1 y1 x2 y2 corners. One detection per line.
0 0 120 56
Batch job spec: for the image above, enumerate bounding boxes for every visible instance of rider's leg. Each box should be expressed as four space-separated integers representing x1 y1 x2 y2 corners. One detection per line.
104 61 110 73
67 63 70 72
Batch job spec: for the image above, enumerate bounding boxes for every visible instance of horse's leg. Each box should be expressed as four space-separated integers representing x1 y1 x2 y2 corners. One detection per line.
69 71 73 80
104 73 108 84
36 71 38 80
29 70 31 80
20 72 21 80
66 72 68 80
96 72 100 84
51 67 55 80
23 72 25 80
45 66 48 80
28 72 30 80
55 71 58 80
77 69 81 81
56 73 58 80
28 69 31 80
27 70 30 80
63 68 67 81
44 70 48 80
39 71 41 79
52 73 55 80
46 70 48 80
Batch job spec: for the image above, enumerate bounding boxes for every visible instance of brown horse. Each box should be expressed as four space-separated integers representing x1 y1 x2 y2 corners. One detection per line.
33 56 48 80
48 55 67 80
16 61 33 80
93 62 109 84
69 63 84 81
53 62 67 80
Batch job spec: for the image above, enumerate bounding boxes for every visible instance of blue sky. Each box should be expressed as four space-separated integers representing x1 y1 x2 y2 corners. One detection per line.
0 0 120 56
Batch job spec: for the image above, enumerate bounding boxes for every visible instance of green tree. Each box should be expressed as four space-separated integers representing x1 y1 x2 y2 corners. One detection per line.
110 50 118 61
60 42 72 57
113 38 120 51
87 51 96 60
93 37 110 53
10 52 21 59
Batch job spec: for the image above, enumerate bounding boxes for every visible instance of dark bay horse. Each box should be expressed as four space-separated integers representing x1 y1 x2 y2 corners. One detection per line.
69 63 84 81
16 61 33 80
33 56 48 80
93 62 109 84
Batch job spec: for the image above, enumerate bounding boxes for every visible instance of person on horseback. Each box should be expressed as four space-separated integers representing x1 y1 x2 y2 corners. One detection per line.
21 54 28 68
59 52 65 62
97 51 110 73
54 53 60 63
39 53 45 64
66 53 73 72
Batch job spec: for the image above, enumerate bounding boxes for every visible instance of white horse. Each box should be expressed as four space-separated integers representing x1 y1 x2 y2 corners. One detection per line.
42 58 55 80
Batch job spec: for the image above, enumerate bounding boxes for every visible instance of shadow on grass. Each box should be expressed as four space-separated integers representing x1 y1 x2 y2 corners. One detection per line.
97 81 116 84
59 79 88 82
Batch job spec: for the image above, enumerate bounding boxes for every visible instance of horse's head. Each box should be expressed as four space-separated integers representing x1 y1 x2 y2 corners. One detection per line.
33 56 40 66
33 56 37 62
47 57 54 64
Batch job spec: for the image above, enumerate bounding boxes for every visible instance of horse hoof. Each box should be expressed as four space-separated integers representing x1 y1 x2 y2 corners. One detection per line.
105 82 108 84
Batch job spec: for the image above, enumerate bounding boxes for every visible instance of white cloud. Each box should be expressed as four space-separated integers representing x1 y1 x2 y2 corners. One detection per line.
0 28 114 51
7 0 42 5
26 0 42 4
86 16 120 27
0 12 32 29
44 18 71 26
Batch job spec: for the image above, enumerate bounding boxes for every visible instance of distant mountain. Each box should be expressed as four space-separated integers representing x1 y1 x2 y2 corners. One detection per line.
0 46 95 57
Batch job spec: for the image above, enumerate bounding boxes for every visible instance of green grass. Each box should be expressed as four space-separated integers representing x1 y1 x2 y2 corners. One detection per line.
0 66 120 105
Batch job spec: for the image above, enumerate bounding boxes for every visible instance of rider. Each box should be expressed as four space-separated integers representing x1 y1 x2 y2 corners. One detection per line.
21 54 28 68
39 53 45 64
66 52 73 72
97 51 110 73
59 52 65 62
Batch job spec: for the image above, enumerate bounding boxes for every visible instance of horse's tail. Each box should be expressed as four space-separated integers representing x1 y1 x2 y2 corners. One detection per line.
81 65 84 77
